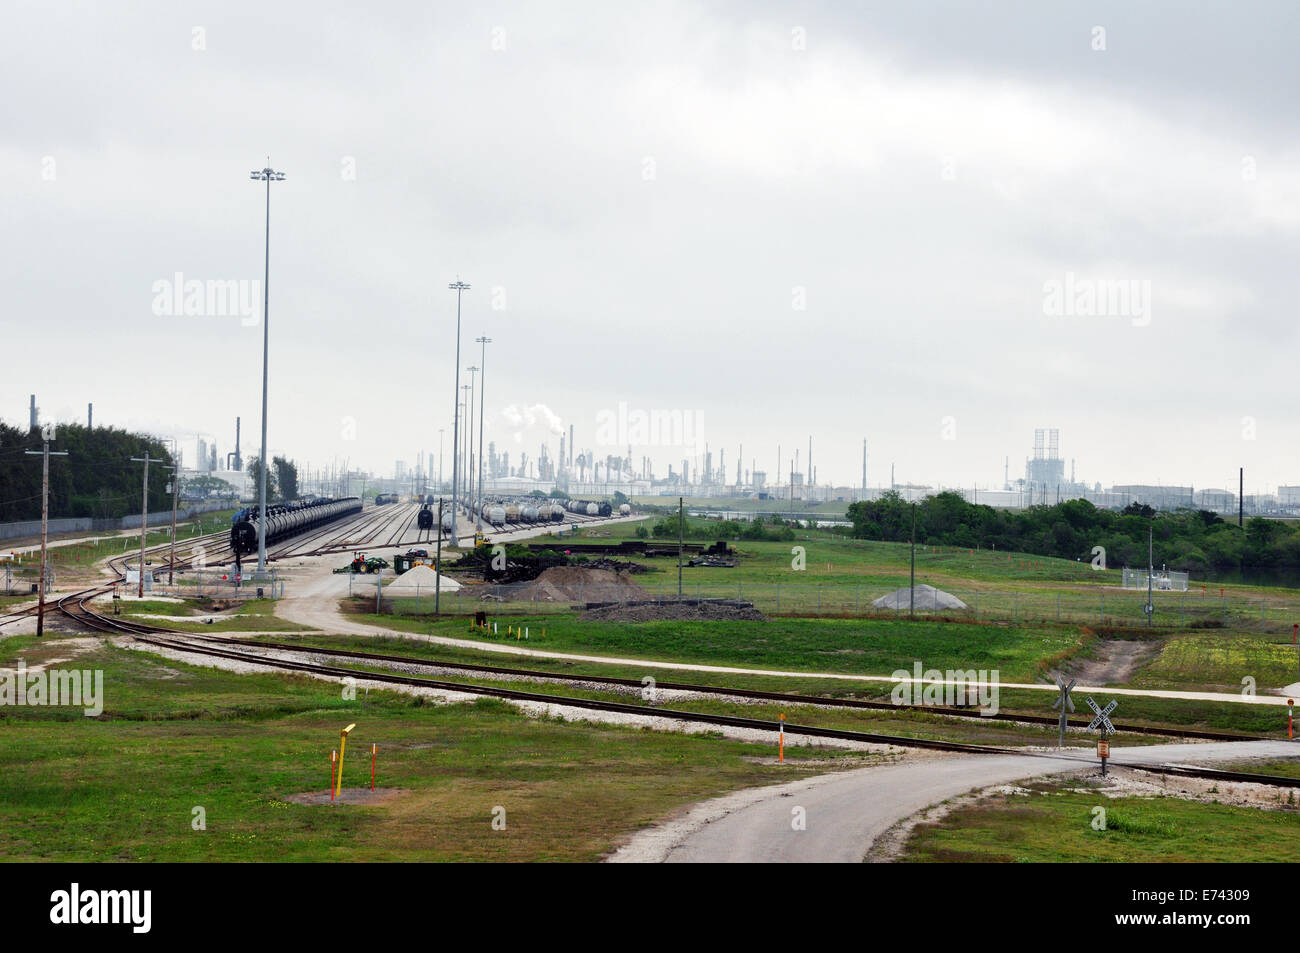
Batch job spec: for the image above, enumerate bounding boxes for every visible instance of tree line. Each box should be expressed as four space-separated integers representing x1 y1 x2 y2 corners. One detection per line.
0 423 175 522
845 490 1300 570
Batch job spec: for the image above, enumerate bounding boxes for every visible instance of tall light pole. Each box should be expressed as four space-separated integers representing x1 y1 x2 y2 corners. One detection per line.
475 336 491 531
448 280 470 544
438 428 445 493
461 385 473 527
249 161 286 576
466 365 478 528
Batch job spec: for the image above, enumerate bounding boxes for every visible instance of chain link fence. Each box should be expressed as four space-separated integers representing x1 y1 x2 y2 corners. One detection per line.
374 580 1299 634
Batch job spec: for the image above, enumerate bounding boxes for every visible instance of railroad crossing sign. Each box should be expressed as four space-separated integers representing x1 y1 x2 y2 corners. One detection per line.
1051 676 1076 748
1086 696 1118 775
1086 696 1117 734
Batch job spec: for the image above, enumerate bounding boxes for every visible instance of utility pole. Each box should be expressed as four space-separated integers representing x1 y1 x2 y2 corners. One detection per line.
678 496 684 601
249 160 287 576
1146 520 1154 627
448 279 470 545
438 428 445 493
166 451 179 585
24 425 67 637
910 503 917 618
1239 467 1244 528
435 499 443 616
476 336 491 531
130 451 156 598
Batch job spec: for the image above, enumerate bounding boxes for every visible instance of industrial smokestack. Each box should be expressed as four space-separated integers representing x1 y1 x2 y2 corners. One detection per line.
88 403 93 429
234 417 242 471
29 395 36 431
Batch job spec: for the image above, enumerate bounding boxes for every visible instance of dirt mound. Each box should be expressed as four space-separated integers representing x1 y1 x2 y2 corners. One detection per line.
583 600 766 622
494 566 648 603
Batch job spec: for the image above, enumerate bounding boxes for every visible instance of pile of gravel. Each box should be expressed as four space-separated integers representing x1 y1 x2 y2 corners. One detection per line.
871 584 968 611
491 566 648 603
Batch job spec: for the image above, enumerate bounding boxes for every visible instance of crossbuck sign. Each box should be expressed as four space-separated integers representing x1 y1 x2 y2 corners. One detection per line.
1086 696 1117 734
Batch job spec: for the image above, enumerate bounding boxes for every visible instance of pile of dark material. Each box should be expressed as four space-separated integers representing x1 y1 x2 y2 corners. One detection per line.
457 546 651 583
582 599 765 622
581 557 650 574
456 546 569 583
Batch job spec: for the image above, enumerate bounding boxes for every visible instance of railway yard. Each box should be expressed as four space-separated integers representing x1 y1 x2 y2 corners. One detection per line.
2 500 1298 865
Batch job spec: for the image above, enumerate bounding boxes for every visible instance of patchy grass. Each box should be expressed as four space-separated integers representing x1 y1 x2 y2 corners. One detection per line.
1132 631 1300 693
112 597 312 633
902 778 1300 862
351 604 1085 683
0 640 866 861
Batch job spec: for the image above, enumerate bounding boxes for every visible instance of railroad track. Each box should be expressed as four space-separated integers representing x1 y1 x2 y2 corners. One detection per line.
117 629 1300 790
55 586 176 635
179 634 1268 744
20 588 1290 789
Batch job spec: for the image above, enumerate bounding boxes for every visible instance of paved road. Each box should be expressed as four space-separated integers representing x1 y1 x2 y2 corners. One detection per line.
610 740 1299 863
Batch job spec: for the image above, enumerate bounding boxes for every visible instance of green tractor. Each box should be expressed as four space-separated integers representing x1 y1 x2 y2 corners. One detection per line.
333 552 390 574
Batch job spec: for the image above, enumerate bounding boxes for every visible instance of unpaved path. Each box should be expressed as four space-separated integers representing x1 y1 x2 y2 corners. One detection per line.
1061 638 1161 685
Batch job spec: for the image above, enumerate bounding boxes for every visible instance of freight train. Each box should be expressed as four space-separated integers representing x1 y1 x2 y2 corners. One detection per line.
229 497 363 557
375 493 400 506
417 505 434 531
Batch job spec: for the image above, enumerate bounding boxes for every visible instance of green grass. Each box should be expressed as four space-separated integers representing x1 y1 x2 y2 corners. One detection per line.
112 596 313 633
355 605 1085 682
903 778 1300 862
0 639 868 861
1134 631 1300 693
1217 759 1300 780
458 518 1300 633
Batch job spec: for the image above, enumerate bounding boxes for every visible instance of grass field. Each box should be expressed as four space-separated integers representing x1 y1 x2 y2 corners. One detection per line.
489 517 1300 632
902 777 1300 862
357 605 1085 682
0 635 865 861
111 596 312 633
280 628 1296 738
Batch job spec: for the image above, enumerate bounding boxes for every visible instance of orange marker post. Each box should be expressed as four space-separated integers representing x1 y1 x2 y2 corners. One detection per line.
1289 699 1294 740
778 713 785 763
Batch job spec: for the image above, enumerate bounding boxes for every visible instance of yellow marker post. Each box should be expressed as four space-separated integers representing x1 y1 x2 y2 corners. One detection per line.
335 723 356 797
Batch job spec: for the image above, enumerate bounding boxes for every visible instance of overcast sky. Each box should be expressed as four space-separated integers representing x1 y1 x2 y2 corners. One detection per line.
3 1 1297 494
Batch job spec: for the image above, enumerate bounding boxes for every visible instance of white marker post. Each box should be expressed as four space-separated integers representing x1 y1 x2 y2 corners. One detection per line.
778 713 785 763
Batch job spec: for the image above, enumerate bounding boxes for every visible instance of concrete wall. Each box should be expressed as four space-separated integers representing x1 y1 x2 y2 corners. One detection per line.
0 501 231 541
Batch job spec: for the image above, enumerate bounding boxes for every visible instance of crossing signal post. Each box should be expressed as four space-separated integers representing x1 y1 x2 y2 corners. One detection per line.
1051 676 1076 748
1086 696 1118 776
24 424 68 638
